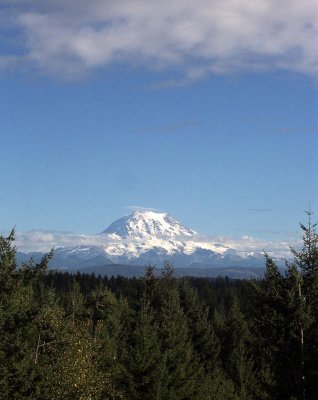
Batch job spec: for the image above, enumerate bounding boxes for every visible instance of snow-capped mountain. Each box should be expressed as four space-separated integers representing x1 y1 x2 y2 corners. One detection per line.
97 210 266 267
17 210 275 271
101 210 197 238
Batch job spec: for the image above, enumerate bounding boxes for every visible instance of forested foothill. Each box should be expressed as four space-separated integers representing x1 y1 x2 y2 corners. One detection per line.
1 213 318 399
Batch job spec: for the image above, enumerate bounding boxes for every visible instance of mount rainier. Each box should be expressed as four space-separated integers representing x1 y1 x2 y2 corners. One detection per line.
17 210 270 272
101 210 196 238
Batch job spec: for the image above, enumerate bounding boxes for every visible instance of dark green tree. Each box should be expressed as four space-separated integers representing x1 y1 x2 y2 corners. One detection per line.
221 298 266 400
155 263 207 399
252 212 318 400
289 211 318 399
0 232 54 399
179 279 220 372
122 294 166 400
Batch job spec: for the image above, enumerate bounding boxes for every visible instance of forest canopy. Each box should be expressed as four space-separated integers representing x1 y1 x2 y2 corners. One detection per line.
0 213 317 400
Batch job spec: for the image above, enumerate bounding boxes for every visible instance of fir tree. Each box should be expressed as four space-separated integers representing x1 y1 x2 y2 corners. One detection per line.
221 298 257 400
122 296 166 400
289 211 318 399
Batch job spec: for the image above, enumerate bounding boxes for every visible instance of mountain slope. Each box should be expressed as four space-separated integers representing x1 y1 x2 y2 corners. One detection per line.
101 210 197 238
98 210 266 267
17 210 276 271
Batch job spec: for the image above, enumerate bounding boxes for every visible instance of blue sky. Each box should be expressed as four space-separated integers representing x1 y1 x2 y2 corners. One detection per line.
0 0 317 245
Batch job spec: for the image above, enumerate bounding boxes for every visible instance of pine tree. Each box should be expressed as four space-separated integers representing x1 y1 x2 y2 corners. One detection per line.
0 232 55 399
155 263 207 400
89 286 131 398
289 211 318 399
221 298 262 400
179 279 220 373
253 212 318 399
122 295 166 400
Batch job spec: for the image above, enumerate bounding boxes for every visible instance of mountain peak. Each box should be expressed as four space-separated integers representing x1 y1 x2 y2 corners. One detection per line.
101 210 197 238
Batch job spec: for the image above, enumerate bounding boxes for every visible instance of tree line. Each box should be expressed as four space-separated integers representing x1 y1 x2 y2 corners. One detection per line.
0 212 317 399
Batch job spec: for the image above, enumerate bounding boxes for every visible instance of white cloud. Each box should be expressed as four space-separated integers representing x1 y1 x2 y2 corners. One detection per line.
12 229 300 259
1 0 317 79
14 230 107 253
211 234 299 259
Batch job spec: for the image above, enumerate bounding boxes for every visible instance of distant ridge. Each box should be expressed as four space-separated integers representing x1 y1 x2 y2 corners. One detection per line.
77 264 265 279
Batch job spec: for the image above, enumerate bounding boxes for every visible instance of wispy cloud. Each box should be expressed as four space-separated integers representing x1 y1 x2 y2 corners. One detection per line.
244 208 275 212
277 127 318 135
133 121 200 134
125 206 163 213
0 55 19 70
1 0 317 79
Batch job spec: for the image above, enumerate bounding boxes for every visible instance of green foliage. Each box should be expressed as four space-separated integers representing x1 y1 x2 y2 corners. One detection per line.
179 279 220 372
251 212 318 399
121 298 166 400
1 214 318 399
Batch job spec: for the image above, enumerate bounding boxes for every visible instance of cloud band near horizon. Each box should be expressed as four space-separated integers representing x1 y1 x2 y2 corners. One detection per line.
8 229 300 259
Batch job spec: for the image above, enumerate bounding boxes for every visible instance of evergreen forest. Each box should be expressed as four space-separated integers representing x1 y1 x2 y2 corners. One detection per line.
1 213 318 400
